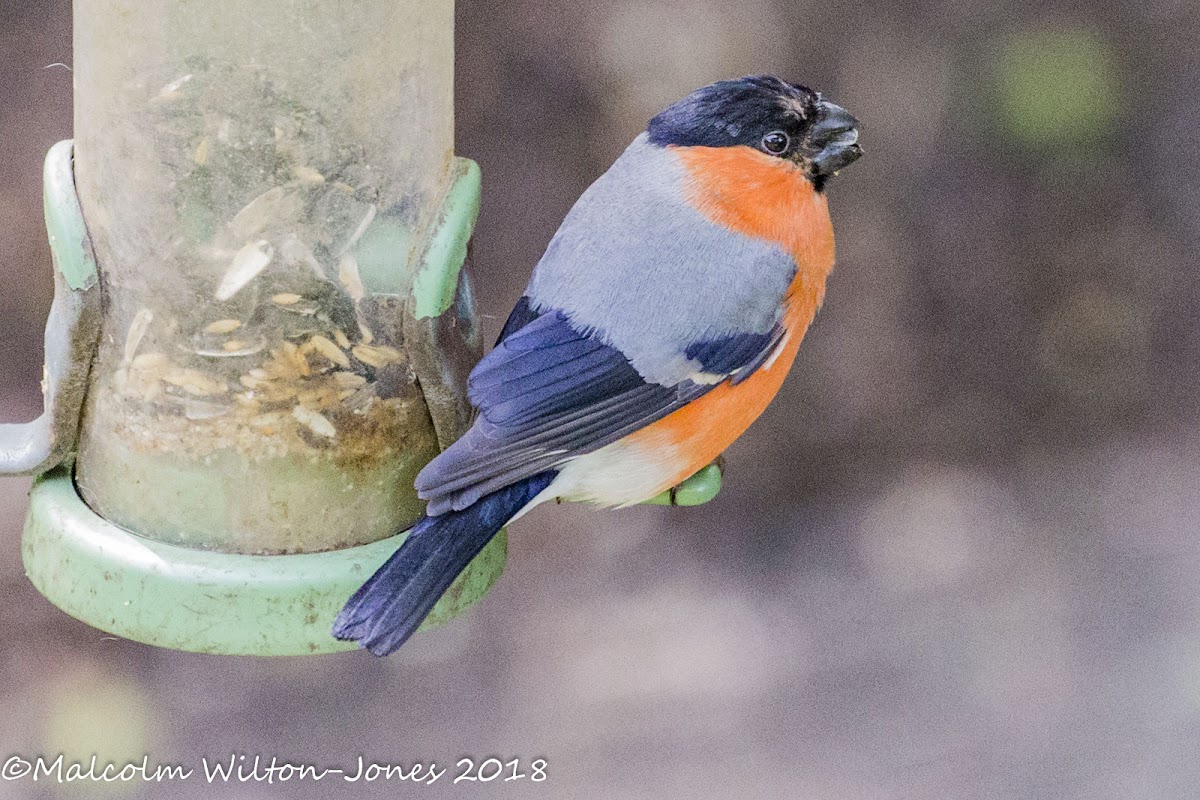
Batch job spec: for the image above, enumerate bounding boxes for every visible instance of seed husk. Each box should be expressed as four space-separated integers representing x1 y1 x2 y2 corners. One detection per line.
305 335 351 368
338 253 364 301
124 308 155 363
293 165 325 184
163 367 226 396
352 344 403 368
293 405 336 438
205 319 242 334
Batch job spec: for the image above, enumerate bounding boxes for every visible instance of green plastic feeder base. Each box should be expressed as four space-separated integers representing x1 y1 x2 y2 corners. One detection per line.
22 468 506 655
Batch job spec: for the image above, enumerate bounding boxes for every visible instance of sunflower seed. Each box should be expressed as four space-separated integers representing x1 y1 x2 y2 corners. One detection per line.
216 240 273 301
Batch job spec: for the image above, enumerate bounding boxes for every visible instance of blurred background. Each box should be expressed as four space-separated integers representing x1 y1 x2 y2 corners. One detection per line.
2 0 1200 798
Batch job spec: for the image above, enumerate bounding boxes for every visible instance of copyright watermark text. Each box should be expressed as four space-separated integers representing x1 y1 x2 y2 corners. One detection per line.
3 754 548 786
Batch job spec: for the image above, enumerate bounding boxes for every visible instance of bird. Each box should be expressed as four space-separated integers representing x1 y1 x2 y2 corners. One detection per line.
333 75 862 655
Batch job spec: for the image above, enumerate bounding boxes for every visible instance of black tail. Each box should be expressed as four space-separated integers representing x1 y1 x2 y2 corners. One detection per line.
332 472 556 656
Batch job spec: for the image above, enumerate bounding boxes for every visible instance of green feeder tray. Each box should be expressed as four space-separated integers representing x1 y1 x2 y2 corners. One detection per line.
23 467 506 655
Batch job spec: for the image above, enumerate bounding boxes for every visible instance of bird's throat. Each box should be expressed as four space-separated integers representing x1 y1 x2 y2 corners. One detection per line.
673 144 836 300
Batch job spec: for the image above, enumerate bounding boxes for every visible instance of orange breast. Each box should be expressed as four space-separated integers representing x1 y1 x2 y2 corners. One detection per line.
674 145 836 278
624 145 836 495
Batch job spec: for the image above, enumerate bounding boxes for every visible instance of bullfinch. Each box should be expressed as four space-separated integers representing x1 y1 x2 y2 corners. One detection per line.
333 75 862 655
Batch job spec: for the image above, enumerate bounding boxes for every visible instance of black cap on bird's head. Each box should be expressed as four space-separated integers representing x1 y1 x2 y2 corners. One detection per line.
647 75 862 190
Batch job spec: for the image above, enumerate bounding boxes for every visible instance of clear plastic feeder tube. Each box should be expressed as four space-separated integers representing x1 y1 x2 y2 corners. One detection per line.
72 0 455 553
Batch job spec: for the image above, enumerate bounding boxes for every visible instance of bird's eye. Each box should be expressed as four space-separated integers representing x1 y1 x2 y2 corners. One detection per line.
761 130 790 155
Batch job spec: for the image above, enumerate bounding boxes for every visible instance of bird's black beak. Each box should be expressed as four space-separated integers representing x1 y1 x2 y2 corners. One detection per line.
803 100 862 187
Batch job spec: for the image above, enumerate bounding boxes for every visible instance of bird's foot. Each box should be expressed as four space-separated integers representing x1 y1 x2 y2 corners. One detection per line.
651 455 725 506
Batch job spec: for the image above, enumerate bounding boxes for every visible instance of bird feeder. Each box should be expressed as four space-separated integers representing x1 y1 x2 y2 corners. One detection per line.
1 0 721 656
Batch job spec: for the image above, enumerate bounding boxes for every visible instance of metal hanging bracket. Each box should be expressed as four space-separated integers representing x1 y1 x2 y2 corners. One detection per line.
0 141 101 476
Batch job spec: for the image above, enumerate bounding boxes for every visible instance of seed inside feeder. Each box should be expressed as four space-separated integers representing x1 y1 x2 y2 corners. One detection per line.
338 253 364 301
303 335 351 368
162 367 227 397
205 319 242 334
352 344 404 368
190 329 265 358
216 240 273 301
155 73 193 101
74 52 449 554
124 308 154 363
293 405 336 438
292 165 325 185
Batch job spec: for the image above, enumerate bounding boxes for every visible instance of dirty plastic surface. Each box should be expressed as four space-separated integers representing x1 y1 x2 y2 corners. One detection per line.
70 0 457 553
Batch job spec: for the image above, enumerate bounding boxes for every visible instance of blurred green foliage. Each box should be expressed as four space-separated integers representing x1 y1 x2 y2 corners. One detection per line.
994 27 1120 145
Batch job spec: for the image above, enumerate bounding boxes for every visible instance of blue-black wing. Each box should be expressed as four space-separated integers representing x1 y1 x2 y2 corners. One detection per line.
415 298 780 515
685 327 786 385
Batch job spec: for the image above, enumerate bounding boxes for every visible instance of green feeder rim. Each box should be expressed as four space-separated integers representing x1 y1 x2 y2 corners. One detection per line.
23 468 507 656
